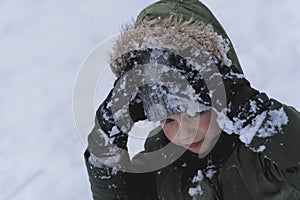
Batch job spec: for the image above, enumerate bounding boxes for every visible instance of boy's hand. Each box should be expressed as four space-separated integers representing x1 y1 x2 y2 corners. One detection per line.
214 63 270 125
89 78 146 152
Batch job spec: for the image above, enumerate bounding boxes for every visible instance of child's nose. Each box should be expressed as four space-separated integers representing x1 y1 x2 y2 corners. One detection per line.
177 120 197 139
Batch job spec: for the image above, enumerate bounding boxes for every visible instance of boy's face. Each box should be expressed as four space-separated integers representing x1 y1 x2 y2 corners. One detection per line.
160 109 221 154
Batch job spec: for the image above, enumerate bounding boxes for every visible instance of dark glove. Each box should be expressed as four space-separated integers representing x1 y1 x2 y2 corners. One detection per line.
92 78 146 150
210 63 271 126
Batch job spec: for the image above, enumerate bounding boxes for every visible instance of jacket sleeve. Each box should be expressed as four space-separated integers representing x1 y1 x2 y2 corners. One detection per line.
84 150 158 200
250 99 300 190
84 150 130 200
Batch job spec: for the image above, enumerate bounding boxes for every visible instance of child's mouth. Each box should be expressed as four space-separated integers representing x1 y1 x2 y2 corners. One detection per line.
189 140 203 148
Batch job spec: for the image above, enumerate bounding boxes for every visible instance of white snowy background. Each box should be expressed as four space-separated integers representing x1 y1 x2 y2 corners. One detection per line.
1 0 300 199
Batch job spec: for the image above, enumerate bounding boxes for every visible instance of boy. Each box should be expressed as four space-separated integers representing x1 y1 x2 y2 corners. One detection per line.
84 0 300 199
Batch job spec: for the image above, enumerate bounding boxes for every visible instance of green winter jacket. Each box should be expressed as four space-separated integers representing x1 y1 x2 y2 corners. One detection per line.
85 102 300 199
84 0 300 199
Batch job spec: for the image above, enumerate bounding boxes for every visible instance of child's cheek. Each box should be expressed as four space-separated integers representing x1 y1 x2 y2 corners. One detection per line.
162 127 176 142
198 112 212 132
198 119 210 133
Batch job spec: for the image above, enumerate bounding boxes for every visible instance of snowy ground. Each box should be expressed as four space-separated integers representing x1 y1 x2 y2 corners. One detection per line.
1 0 299 199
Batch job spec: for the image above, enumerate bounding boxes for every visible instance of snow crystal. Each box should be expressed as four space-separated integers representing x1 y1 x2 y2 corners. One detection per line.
205 168 216 180
161 153 168 159
99 175 111 180
219 38 232 66
238 111 267 145
111 167 119 176
192 170 204 183
249 100 259 113
188 165 218 197
280 142 284 146
109 126 121 137
189 170 204 197
103 112 112 122
188 185 203 197
109 137 115 144
113 97 119 102
89 152 121 167
249 145 266 153
88 154 105 168
111 84 137 132
113 105 129 120
215 108 234 135
256 107 288 138
181 162 187 167
180 97 210 117
108 183 117 189
107 101 113 108
119 77 127 90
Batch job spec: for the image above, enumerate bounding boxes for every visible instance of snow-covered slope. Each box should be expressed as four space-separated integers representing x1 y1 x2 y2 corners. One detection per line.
0 0 299 199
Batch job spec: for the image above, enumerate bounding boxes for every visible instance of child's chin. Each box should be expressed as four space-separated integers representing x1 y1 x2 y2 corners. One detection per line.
188 146 206 154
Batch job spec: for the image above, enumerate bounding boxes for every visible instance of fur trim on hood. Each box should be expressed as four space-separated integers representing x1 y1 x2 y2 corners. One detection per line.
109 15 232 77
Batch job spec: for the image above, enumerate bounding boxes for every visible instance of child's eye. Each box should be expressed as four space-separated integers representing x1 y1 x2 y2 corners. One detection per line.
160 118 174 126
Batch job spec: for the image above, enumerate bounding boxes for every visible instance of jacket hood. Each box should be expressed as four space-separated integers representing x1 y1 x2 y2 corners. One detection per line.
109 0 242 77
